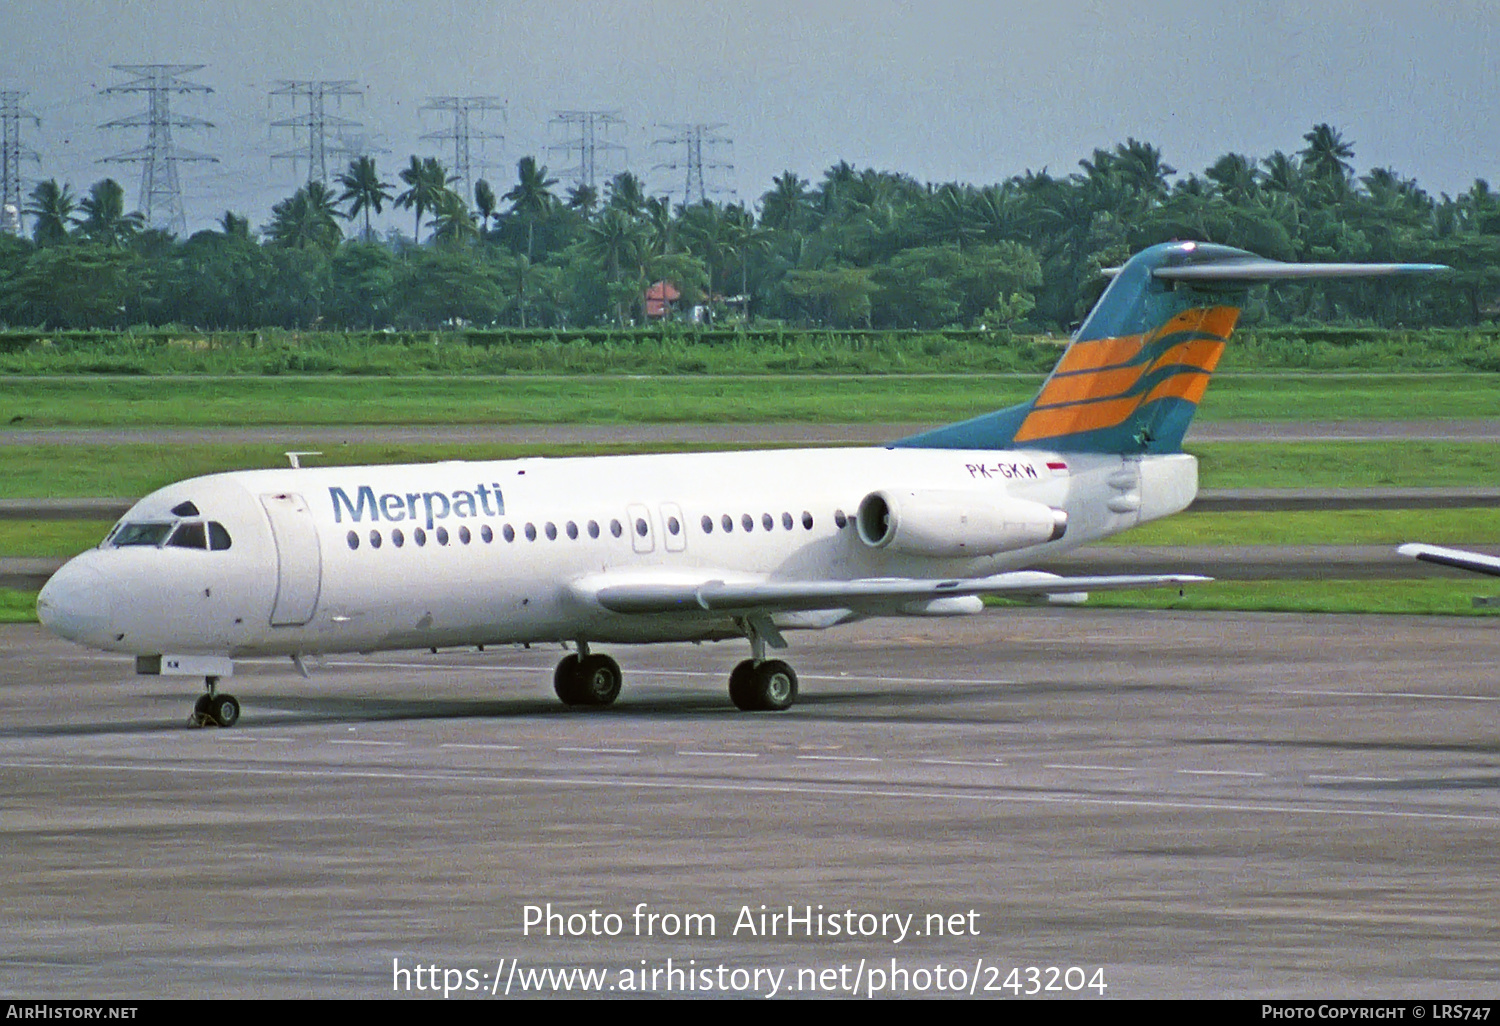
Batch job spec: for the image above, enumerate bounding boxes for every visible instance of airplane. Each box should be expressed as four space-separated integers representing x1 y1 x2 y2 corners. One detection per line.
35 241 1447 726
1397 544 1500 578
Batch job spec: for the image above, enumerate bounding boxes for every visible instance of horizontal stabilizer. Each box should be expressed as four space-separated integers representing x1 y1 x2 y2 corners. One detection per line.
584 571 1210 616
1397 543 1500 578
1154 260 1449 282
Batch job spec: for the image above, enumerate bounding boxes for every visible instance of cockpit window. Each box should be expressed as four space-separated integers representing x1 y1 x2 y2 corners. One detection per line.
167 522 208 549
111 522 175 547
110 518 231 550
171 500 201 517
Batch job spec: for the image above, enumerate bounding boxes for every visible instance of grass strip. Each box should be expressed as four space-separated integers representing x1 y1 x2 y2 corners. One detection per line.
2 373 1497 428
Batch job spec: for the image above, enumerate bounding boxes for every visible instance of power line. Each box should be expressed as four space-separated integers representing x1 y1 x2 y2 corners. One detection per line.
652 122 735 206
422 96 504 201
1 91 40 235
548 110 627 191
269 80 364 186
99 64 218 235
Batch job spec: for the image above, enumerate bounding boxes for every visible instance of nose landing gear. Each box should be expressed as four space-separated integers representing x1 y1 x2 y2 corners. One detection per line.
189 676 241 728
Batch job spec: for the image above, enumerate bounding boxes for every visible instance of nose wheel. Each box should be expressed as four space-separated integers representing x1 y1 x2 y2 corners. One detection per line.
189 677 241 728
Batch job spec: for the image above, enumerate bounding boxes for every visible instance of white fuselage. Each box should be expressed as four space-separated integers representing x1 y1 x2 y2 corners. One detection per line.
37 446 1197 659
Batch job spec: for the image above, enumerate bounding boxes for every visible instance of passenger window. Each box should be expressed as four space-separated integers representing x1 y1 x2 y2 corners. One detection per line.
667 516 680 536
167 522 207 549
635 518 648 537
611 519 623 538
501 524 513 542
587 520 600 539
566 521 579 540
834 509 848 528
545 522 558 541
741 514 753 532
369 529 382 549
392 529 405 547
436 526 449 546
414 528 427 546
525 523 537 541
346 530 359 550
761 513 773 531
782 512 793 530
459 526 471 545
802 511 814 529
721 514 733 533
701 515 713 534
209 522 233 550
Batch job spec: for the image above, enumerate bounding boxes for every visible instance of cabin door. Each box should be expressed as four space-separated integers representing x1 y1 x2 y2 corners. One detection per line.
261 492 323 627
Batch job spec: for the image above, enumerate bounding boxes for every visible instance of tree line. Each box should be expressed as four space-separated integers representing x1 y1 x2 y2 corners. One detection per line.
3 125 1498 332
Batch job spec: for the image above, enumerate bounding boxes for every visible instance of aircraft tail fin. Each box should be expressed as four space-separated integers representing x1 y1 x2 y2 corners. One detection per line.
895 242 1447 455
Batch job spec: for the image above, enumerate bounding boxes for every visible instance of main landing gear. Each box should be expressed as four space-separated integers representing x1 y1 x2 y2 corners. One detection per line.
554 644 623 707
551 623 800 712
189 675 240 728
727 617 799 711
728 658 798 712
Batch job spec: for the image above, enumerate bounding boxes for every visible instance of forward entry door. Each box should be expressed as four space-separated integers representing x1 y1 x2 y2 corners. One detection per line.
261 492 323 627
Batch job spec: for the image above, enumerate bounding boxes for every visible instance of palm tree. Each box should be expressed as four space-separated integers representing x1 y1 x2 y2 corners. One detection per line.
1205 153 1262 205
396 156 453 243
502 156 558 260
759 171 811 231
473 179 497 234
1301 124 1356 196
336 156 393 241
429 189 479 247
1112 138 1176 200
24 180 77 247
566 183 598 213
582 207 646 325
604 171 646 218
218 210 252 240
267 181 344 252
75 179 144 248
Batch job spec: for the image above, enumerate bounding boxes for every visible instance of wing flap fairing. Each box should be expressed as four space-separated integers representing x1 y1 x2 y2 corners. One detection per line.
584 571 1209 616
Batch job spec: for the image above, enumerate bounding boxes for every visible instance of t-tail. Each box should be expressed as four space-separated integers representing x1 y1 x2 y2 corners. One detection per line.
895 241 1447 454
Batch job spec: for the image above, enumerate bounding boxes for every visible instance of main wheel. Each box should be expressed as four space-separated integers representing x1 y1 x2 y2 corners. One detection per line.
553 654 584 705
209 693 240 728
752 660 798 711
727 659 759 710
575 654 622 707
730 660 798 711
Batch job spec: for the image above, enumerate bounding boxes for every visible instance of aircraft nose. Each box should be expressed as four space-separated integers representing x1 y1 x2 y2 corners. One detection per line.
37 557 117 646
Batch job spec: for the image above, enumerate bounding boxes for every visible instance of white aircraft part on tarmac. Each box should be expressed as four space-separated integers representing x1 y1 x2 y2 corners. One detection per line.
35 242 1447 723
1398 543 1500 578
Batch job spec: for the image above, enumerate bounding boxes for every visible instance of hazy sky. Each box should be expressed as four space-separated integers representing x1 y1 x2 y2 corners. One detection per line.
4 0 1495 234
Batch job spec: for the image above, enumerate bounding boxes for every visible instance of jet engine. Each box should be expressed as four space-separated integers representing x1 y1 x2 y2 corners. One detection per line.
855 489 1067 558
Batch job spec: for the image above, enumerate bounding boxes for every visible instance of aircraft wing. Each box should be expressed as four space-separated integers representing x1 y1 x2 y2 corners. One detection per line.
1397 543 1500 578
579 570 1209 616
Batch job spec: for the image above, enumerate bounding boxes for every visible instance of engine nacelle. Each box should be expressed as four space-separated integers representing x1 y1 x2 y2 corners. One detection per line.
855 489 1066 558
